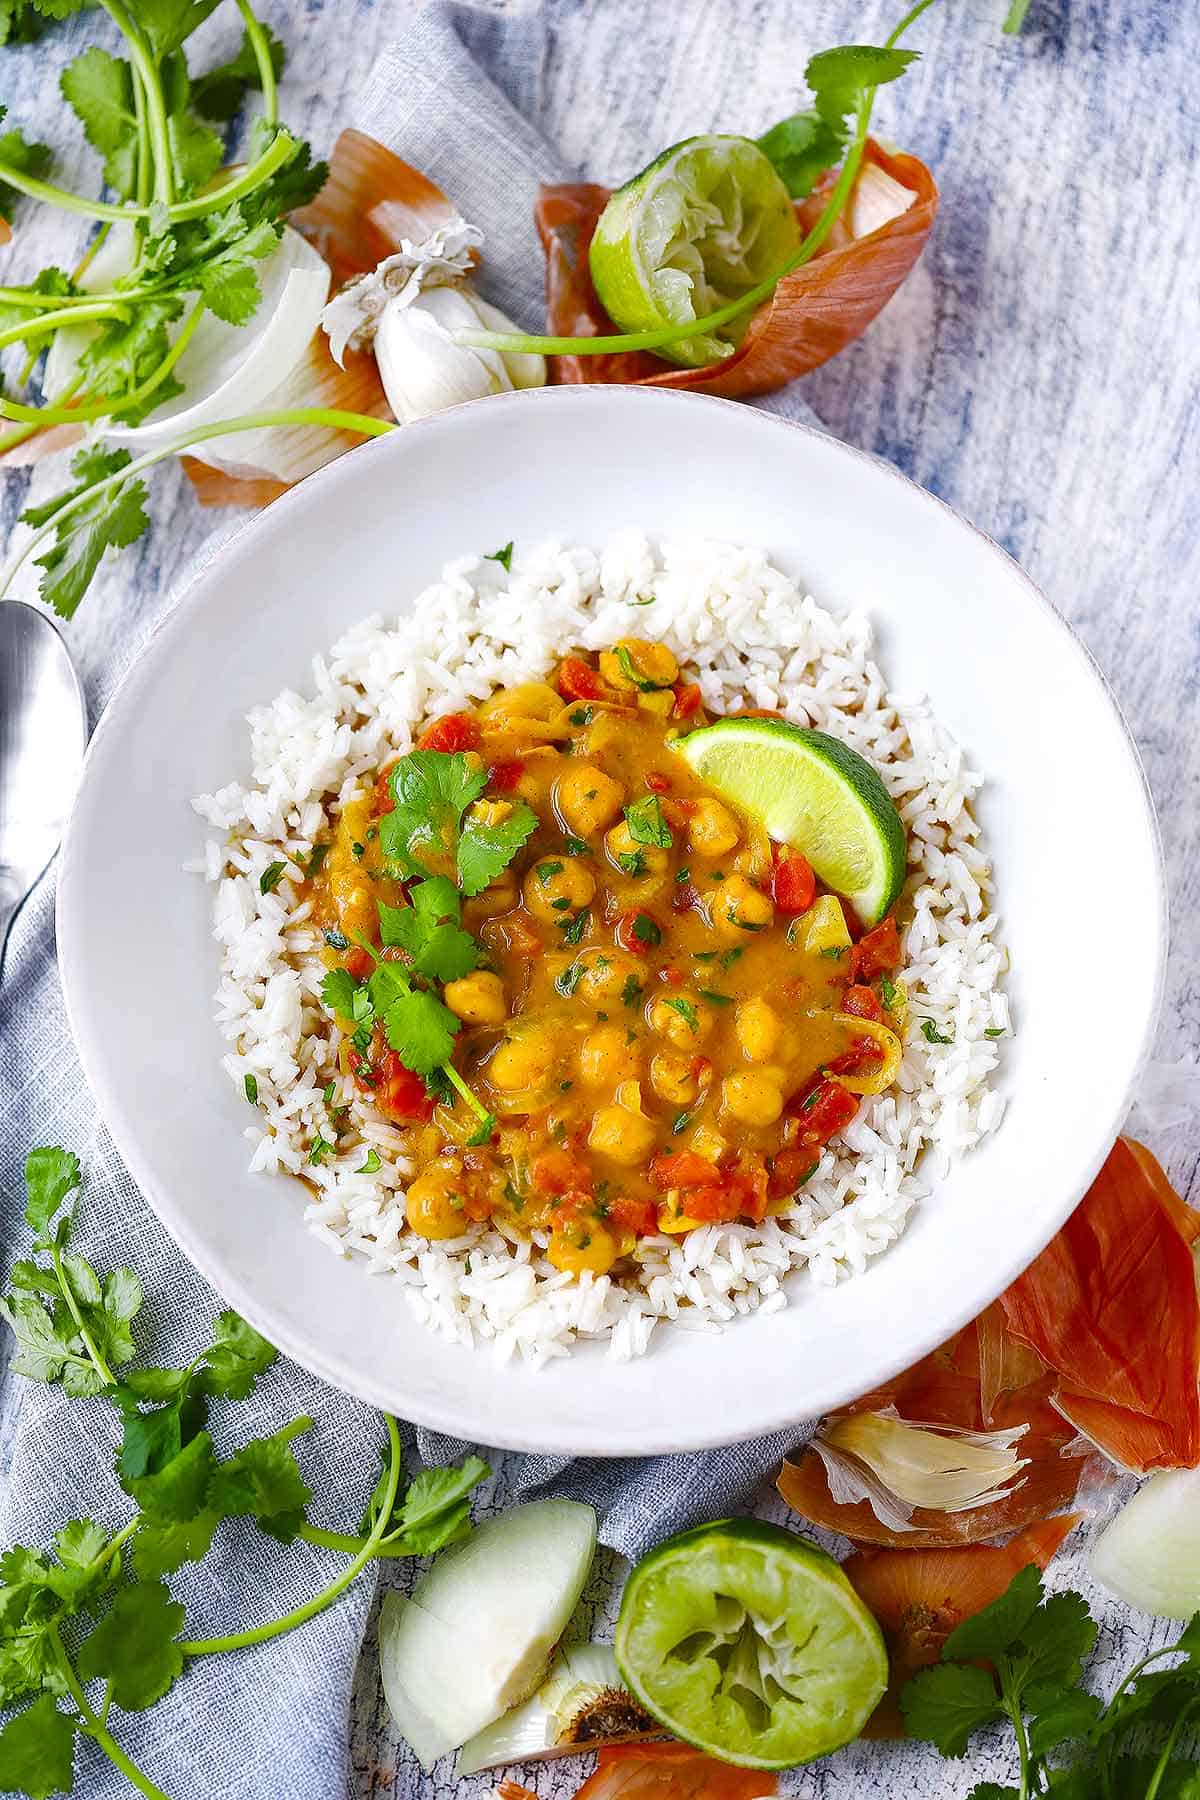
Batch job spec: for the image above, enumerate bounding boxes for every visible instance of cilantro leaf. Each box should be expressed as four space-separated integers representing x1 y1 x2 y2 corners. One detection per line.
0 116 51 224
193 22 286 120
757 42 918 199
60 47 138 197
380 751 487 880
160 50 224 193
381 989 459 1076
200 1310 277 1399
320 967 359 1020
756 110 846 201
21 445 149 622
133 1509 219 1579
457 801 537 898
1017 1589 1098 1701
125 1430 216 1523
387 1456 490 1555
207 1424 313 1543
133 0 221 59
0 1294 86 1388
901 1662 1004 1756
0 1696 76 1800
78 298 183 402
484 540 513 571
77 1579 185 1711
1027 1688 1103 1757
23 1147 81 1239
623 795 672 848
378 882 477 983
189 213 280 324
943 1564 1044 1662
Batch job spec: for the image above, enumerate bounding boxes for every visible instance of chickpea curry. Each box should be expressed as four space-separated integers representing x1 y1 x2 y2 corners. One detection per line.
311 638 906 1280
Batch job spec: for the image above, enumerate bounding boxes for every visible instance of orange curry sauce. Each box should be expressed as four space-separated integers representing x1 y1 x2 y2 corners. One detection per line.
312 640 905 1278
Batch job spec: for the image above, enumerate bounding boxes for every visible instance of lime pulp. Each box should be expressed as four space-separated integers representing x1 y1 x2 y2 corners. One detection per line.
589 136 800 370
673 717 907 927
614 1518 888 1769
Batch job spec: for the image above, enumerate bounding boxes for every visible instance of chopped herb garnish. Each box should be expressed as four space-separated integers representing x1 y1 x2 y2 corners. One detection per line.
356 1148 382 1174
485 540 514 571
795 1160 819 1185
671 1109 692 1134
351 1023 373 1057
818 944 847 959
624 794 672 849
563 835 589 856
663 996 698 1033
675 867 692 885
466 1113 496 1148
632 913 662 947
615 644 671 692
303 842 330 876
568 707 594 727
537 860 564 881
720 946 744 969
621 974 644 1009
618 850 649 877
800 1086 822 1114
550 896 572 911
322 1081 336 1107
559 1080 574 1093
880 973 899 1010
323 927 349 951
259 861 286 895
693 950 717 962
561 908 590 945
556 961 585 997
698 989 732 1006
351 841 365 860
985 1026 1006 1038
243 1074 259 1105
308 1133 335 1165
920 1019 955 1045
710 870 726 881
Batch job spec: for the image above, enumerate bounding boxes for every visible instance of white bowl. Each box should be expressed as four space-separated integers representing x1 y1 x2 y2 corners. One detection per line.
56 386 1165 1455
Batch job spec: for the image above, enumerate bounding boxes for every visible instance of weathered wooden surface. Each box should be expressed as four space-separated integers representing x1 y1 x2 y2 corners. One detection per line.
2 0 1197 1795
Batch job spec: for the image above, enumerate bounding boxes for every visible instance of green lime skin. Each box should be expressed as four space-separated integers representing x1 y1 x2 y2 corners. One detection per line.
614 1518 889 1770
589 135 800 370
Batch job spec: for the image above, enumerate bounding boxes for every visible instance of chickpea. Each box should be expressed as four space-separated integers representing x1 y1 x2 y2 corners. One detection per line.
721 1069 785 1128
599 639 679 692
688 798 741 858
648 991 714 1049
555 763 625 839
575 948 641 1006
444 970 507 1026
588 1104 658 1166
488 1027 557 1092
579 1025 641 1086
523 856 596 923
463 869 518 922
711 873 775 941
650 1049 699 1106
605 819 670 880
404 1161 468 1240
548 1220 619 1277
735 997 780 1062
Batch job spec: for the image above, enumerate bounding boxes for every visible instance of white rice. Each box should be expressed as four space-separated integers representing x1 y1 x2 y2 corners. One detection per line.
191 535 1008 1365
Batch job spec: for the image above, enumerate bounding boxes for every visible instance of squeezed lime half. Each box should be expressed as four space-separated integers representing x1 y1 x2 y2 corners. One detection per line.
614 1519 888 1769
673 717 907 926
589 135 800 369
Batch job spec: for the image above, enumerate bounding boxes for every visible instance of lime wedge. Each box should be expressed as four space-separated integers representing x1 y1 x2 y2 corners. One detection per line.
674 717 906 926
614 1519 888 1769
589 136 800 370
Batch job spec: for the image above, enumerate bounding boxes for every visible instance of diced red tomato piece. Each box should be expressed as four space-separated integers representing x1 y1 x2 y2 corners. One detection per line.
417 711 480 754
851 915 901 979
557 656 609 702
672 682 703 720
769 1147 820 1199
786 1076 860 1147
824 1038 885 1078
614 908 661 955
609 1194 659 1236
532 1148 593 1197
683 1185 743 1225
671 880 700 914
772 852 816 914
727 1155 770 1223
375 1052 435 1123
344 946 374 982
487 758 525 792
644 771 671 794
842 984 884 1022
371 762 396 816
651 1151 722 1190
505 915 543 957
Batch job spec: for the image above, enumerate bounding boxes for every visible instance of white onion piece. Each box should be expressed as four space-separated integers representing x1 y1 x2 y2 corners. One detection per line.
848 163 918 239
107 227 330 455
379 1500 597 1771
1091 1465 1200 1618
457 1643 656 1775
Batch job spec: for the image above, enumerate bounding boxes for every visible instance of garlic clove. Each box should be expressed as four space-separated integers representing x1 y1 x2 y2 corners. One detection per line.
374 288 512 425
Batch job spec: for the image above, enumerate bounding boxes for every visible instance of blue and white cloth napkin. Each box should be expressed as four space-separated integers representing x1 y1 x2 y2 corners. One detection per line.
0 7 818 1796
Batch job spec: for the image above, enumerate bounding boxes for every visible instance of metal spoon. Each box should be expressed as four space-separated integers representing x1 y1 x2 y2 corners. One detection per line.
0 601 87 981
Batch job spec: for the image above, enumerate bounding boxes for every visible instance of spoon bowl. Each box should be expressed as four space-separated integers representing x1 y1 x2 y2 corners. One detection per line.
0 600 86 976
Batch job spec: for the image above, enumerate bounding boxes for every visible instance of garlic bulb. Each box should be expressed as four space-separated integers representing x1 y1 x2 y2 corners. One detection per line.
374 286 544 425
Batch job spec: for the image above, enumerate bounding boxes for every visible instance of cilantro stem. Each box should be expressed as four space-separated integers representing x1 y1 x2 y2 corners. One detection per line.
0 407 395 603
997 1657 1033 1800
439 1062 491 1127
0 421 40 456
51 1628 172 1800
237 0 279 127
74 223 114 286
0 299 205 426
99 0 175 206
51 1241 116 1388
0 129 298 226
0 298 130 353
131 73 151 210
178 1415 402 1655
296 1523 418 1558
1003 0 1033 30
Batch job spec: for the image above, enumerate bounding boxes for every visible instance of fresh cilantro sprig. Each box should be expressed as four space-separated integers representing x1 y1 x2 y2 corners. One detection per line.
902 1565 1200 1798
0 1147 490 1800
380 751 536 896
757 43 919 198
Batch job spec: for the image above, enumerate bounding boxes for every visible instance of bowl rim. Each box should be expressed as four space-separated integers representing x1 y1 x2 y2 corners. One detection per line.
55 383 1168 1452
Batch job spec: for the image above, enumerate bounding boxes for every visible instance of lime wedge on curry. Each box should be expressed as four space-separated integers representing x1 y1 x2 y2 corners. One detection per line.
614 1519 888 1769
674 717 907 926
589 135 800 369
